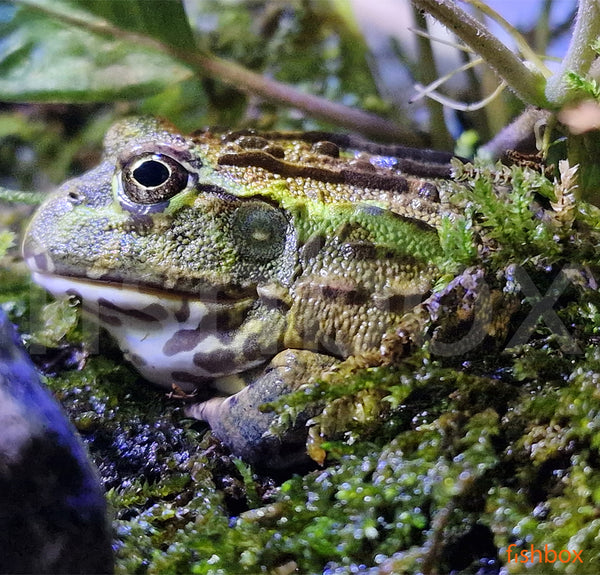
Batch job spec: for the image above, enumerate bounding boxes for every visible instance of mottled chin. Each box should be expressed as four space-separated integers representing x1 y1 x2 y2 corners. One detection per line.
30 273 265 392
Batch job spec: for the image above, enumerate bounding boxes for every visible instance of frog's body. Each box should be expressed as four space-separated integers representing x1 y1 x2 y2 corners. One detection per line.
24 117 458 466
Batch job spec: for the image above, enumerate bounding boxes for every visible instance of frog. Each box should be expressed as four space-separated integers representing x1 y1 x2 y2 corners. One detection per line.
23 116 462 468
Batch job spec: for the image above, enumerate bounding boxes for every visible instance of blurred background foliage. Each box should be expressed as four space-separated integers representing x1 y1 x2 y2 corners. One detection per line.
0 0 575 194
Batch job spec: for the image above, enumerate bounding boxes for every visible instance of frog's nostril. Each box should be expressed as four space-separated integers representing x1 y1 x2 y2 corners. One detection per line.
67 190 84 205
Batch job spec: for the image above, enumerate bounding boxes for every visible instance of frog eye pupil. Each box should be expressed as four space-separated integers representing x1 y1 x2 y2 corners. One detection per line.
133 160 170 188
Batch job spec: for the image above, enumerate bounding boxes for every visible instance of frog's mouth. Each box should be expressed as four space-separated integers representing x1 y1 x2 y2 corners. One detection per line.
30 272 275 392
30 272 256 315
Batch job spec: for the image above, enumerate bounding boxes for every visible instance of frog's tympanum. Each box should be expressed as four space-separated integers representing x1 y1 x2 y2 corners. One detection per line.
23 117 461 467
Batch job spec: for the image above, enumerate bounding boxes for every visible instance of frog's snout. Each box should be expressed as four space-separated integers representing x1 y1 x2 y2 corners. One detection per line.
22 230 55 276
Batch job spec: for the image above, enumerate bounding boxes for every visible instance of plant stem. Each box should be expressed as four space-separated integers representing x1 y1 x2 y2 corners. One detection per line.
464 0 552 77
412 5 455 150
545 0 600 106
411 0 548 107
185 53 416 142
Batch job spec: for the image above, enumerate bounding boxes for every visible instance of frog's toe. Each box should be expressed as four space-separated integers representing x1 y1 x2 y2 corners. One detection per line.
185 350 333 468
186 384 313 469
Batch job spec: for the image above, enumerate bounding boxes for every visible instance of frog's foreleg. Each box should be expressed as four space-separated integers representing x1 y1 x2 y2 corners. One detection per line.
186 349 337 468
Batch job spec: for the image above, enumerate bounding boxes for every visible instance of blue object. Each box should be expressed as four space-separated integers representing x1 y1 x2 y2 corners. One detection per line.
0 311 113 574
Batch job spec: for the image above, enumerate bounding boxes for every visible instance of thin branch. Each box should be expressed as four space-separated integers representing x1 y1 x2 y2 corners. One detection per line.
545 0 600 105
408 27 474 52
413 80 506 112
478 107 552 159
411 0 548 107
412 6 454 150
13 0 422 144
533 0 552 54
461 0 552 77
188 53 417 142
409 57 485 103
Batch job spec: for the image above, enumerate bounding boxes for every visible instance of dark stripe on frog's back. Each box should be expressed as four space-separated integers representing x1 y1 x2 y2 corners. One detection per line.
193 130 453 229
210 128 455 191
219 130 458 179
217 150 411 193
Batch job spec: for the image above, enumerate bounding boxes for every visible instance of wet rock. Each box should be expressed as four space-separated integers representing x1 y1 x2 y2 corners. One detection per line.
0 311 113 574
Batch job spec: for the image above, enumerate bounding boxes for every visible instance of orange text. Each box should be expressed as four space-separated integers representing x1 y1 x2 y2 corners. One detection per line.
506 544 583 564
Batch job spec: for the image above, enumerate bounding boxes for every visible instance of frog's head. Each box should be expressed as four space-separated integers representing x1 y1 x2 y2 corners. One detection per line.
23 117 296 391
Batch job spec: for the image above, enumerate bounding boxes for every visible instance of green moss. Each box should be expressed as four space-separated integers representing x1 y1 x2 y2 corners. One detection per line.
29 298 81 347
438 214 478 277
0 230 15 256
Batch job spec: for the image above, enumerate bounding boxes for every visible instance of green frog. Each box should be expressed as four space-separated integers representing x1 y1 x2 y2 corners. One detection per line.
23 117 461 467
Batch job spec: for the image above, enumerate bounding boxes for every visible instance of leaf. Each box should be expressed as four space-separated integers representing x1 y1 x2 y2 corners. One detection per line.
564 71 600 100
0 1 411 140
67 0 195 52
0 0 193 101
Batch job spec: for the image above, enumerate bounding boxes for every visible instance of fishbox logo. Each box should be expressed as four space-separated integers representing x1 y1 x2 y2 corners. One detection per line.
506 544 583 564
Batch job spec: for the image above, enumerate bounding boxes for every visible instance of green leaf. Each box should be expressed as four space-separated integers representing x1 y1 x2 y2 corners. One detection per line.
438 214 477 274
564 71 600 100
68 0 195 52
0 0 193 101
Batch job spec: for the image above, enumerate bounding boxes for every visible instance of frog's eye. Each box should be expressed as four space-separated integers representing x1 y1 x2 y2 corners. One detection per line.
121 153 190 204
232 202 288 262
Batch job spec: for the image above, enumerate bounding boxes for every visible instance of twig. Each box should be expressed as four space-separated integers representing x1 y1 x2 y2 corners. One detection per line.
411 0 548 107
412 6 454 149
461 0 552 77
414 80 506 112
545 0 600 105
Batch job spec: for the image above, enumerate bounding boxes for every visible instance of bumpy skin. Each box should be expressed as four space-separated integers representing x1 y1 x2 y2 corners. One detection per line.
24 117 456 467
